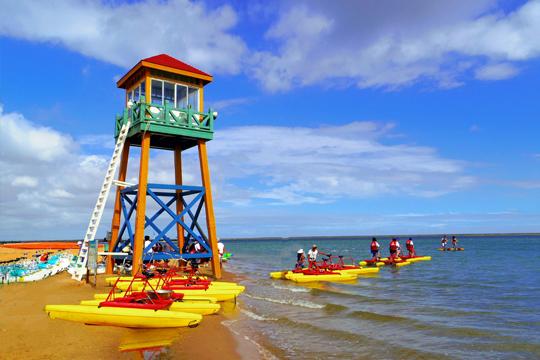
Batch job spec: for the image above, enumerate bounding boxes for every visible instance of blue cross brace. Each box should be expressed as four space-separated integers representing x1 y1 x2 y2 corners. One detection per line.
112 183 213 261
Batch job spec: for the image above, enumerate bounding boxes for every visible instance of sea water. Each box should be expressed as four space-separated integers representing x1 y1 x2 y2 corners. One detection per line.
224 235 540 359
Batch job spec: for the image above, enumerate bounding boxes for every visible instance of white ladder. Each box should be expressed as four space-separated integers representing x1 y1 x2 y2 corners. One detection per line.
71 120 131 281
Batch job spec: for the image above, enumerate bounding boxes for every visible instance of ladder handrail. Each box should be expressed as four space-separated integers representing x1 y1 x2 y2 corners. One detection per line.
70 119 131 281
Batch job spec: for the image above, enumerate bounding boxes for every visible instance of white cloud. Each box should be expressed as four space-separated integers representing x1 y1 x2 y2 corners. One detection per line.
1 0 247 74
475 63 519 80
11 176 38 188
207 97 253 110
0 107 476 239
203 121 474 205
250 0 540 91
0 107 110 240
0 105 75 162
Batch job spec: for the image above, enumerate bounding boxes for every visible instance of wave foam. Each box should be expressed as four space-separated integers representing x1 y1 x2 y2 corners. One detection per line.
244 293 324 309
241 309 278 321
271 284 311 293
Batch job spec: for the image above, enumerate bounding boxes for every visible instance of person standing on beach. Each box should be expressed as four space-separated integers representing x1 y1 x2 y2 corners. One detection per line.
217 240 225 265
451 236 458 249
406 237 416 256
370 238 380 259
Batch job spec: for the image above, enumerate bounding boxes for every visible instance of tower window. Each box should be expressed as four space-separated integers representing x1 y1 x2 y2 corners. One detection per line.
164 82 175 106
151 79 163 105
148 78 199 110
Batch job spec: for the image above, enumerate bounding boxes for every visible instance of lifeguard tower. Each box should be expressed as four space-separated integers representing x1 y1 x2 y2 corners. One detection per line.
72 54 221 280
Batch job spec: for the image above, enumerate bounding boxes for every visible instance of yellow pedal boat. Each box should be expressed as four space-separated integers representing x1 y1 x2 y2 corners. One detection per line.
270 271 357 283
45 305 202 328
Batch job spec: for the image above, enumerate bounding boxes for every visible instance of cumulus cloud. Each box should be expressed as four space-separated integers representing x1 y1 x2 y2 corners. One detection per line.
0 107 476 239
1 0 247 74
204 121 474 205
0 107 110 240
250 0 540 91
0 105 75 162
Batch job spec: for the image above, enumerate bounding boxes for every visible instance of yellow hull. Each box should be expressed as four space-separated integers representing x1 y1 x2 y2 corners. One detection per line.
358 261 386 267
79 300 220 315
93 293 218 303
283 272 358 283
337 267 380 275
405 256 432 263
269 271 287 279
45 305 202 328
394 262 410 267
271 267 378 279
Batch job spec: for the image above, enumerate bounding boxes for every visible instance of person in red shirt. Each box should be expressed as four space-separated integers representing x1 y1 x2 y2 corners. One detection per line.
389 238 400 259
370 238 380 259
406 237 416 256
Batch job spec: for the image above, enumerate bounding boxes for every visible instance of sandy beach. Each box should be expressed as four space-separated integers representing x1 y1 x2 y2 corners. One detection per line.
0 260 257 360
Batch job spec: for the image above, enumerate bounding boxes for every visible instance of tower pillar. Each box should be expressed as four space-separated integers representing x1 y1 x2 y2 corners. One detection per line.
198 140 221 278
132 132 151 274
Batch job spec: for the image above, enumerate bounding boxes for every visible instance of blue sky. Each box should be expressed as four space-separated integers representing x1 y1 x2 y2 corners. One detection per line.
0 0 539 240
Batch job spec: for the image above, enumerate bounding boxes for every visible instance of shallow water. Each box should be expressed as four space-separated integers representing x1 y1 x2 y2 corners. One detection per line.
224 235 540 359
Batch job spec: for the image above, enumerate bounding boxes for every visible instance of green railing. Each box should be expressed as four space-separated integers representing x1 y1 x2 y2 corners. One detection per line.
115 96 216 138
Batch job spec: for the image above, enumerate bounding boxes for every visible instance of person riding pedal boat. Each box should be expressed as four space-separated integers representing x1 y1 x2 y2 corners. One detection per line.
406 237 416 256
441 235 448 250
370 238 380 259
389 238 400 260
295 249 305 270
307 244 327 270
451 236 458 249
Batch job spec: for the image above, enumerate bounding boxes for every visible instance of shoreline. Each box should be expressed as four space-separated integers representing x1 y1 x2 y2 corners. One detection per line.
0 263 261 359
2 232 538 244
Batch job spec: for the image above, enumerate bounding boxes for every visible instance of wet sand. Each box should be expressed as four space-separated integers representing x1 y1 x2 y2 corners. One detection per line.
0 267 257 359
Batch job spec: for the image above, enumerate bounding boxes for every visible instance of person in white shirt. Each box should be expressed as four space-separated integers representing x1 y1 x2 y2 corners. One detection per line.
307 244 327 269
144 235 153 253
217 241 225 265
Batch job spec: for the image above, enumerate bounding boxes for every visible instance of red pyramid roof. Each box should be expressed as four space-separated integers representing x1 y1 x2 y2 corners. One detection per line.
117 54 212 88
143 54 211 77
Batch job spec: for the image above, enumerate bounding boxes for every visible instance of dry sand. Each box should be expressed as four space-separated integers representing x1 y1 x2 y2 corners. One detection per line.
0 266 259 359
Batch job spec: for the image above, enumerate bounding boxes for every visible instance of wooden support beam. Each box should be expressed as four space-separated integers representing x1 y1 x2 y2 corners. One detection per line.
106 140 130 274
174 144 185 251
133 132 151 274
198 140 221 278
